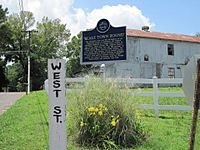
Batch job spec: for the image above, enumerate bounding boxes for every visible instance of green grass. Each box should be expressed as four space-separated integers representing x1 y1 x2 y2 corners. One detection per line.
0 91 49 150
0 87 200 149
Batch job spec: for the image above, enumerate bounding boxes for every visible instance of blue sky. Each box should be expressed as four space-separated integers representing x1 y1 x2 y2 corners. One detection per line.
73 0 200 35
2 0 200 36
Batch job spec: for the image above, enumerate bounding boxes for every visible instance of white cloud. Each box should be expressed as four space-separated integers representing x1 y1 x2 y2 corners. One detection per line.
88 5 153 29
67 4 154 36
2 0 73 21
66 8 87 35
1 1 154 36
26 0 74 22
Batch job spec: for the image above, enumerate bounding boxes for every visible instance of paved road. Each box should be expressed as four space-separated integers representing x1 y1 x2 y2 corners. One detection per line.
0 92 25 115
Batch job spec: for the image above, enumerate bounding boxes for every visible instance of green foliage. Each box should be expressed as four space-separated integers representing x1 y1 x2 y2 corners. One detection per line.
0 5 10 90
66 32 91 77
3 11 36 90
67 32 81 58
0 60 8 91
35 17 70 58
2 10 71 90
75 78 147 149
0 5 11 52
6 63 26 91
30 17 70 90
0 5 7 23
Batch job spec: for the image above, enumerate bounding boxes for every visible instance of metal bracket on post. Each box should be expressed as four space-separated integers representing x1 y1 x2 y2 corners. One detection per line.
100 64 106 80
153 76 159 117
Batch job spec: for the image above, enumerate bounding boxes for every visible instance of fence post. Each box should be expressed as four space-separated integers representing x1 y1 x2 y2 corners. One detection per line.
153 76 159 117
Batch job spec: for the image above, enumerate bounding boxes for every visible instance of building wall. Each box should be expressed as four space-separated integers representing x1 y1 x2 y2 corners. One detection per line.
105 36 200 78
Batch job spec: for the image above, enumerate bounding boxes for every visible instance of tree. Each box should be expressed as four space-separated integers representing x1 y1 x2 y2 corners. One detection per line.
0 5 10 52
30 17 70 90
66 32 92 77
3 11 36 91
0 5 10 91
196 33 200 37
34 17 70 58
6 63 24 91
4 12 71 91
5 11 35 63
0 59 9 91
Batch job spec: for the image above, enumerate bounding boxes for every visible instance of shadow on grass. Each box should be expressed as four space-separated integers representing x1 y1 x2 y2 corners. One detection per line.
144 113 185 120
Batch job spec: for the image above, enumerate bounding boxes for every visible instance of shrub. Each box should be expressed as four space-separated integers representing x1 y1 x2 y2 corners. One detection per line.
75 78 147 149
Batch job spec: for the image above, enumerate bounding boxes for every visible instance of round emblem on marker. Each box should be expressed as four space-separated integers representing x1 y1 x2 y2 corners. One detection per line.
96 19 110 33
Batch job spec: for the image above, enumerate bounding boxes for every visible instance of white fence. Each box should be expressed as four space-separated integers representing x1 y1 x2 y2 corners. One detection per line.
64 77 192 117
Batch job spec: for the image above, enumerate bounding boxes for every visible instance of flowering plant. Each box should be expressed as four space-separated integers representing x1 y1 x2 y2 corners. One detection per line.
80 103 119 127
78 102 145 149
75 78 147 149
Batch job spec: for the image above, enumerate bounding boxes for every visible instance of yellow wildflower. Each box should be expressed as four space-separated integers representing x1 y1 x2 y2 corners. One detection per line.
80 121 87 127
95 107 99 112
98 110 103 116
98 104 108 112
99 104 104 108
104 107 108 112
90 112 95 116
111 119 116 126
87 107 95 112
111 115 120 126
80 121 84 127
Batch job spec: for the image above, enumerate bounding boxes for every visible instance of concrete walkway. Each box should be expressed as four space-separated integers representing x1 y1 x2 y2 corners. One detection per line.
0 92 25 115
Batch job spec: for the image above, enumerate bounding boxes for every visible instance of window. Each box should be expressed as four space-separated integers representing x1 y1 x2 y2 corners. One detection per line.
168 67 175 78
144 54 149 61
167 44 174 56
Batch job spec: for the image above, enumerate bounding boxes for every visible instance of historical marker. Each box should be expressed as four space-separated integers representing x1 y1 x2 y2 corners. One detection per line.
48 59 66 150
81 19 127 64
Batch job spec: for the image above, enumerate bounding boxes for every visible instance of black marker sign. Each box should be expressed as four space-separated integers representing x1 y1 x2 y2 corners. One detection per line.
81 19 127 64
48 59 66 150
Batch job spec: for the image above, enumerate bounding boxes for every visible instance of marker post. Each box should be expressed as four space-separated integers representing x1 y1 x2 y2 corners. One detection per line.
188 59 200 150
48 59 66 150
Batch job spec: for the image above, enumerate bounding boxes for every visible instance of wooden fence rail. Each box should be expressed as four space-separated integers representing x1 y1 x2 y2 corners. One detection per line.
45 76 192 117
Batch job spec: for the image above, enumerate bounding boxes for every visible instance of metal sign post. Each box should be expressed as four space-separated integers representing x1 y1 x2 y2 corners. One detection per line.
188 59 200 150
48 59 66 150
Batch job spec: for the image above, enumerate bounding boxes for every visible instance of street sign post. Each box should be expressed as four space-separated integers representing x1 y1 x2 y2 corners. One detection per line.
48 59 66 150
81 19 127 64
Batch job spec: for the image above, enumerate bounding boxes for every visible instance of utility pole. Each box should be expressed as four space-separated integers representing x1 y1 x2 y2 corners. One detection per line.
23 30 37 94
27 31 31 94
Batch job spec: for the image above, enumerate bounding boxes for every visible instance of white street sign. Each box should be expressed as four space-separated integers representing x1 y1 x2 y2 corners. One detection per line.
183 55 200 105
48 59 66 150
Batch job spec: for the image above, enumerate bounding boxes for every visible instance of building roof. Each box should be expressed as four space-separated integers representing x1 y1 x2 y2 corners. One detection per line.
127 29 200 43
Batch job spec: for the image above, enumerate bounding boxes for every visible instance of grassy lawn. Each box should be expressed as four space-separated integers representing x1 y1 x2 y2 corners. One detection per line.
0 88 200 149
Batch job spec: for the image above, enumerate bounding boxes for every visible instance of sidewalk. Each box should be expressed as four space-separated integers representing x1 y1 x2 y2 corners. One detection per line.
0 92 25 115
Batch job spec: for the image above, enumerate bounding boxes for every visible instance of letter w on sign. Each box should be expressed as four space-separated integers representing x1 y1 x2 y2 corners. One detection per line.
48 59 66 150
